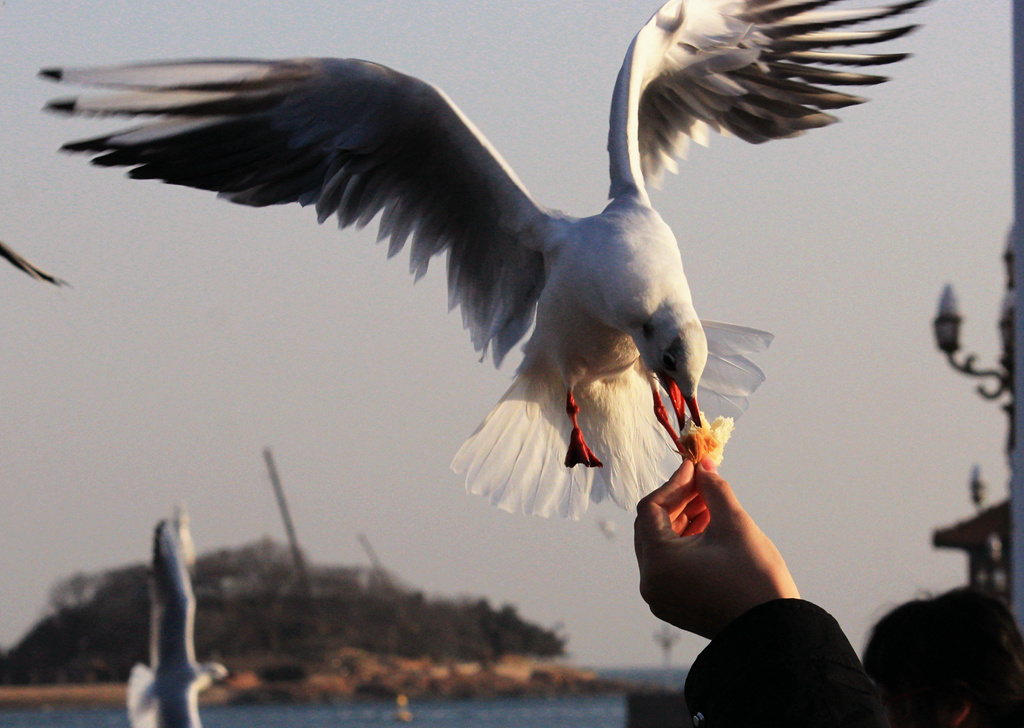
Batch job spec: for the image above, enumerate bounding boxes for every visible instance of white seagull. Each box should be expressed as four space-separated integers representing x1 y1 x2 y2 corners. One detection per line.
43 0 924 518
127 521 227 728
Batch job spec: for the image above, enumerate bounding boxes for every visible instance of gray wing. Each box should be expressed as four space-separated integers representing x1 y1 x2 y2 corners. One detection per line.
42 58 551 366
697 320 774 419
150 520 195 671
609 0 927 197
0 238 64 285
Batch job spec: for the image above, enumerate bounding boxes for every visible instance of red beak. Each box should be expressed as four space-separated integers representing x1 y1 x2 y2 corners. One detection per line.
659 374 702 429
685 396 701 428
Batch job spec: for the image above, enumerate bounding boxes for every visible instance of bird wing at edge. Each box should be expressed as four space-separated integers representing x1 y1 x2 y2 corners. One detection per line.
151 520 196 671
0 238 64 285
608 0 927 199
42 58 553 366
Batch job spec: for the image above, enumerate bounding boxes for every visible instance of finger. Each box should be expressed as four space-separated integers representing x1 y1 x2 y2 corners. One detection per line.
634 495 677 551
671 505 706 536
636 460 703 547
699 457 718 475
660 463 704 527
672 493 707 535
694 465 745 529
667 511 690 537
665 488 702 525
681 492 707 520
647 461 697 515
681 506 711 537
642 459 694 507
635 468 701 550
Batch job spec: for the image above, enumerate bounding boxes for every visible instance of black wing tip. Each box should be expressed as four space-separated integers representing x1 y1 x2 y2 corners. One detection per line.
154 519 170 551
60 135 112 154
32 269 68 287
59 140 88 153
152 520 177 572
1 241 67 286
897 0 932 14
897 23 922 38
46 98 77 114
39 67 64 81
13 262 66 286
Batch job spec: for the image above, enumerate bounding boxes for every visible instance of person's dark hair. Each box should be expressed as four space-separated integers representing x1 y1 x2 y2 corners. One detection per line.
863 588 1024 727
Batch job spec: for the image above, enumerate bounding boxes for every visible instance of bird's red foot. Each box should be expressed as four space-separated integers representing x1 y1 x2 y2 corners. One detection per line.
565 425 603 468
564 390 603 468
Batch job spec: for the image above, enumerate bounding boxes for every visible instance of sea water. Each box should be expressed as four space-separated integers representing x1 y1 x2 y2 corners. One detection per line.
0 695 620 728
0 668 688 728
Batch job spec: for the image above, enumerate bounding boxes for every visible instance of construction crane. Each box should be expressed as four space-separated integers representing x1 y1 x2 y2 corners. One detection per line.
263 447 311 598
357 532 393 589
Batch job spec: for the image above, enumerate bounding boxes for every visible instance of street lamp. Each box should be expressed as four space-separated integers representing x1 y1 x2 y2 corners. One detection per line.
931 230 1016 606
932 232 1016 452
971 463 987 510
933 283 963 356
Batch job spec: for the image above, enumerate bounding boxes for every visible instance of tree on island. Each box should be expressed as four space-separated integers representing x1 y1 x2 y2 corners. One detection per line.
3 538 564 685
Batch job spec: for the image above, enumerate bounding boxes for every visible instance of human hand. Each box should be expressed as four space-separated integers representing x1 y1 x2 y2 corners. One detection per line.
634 458 800 639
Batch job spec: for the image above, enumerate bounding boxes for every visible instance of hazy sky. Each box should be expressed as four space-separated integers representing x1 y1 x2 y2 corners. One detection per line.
0 1 1013 668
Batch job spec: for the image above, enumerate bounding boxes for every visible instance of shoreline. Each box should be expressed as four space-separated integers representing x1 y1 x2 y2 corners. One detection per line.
0 656 660 711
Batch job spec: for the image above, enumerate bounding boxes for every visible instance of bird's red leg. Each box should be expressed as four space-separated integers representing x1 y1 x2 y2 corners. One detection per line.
564 390 603 468
651 383 682 450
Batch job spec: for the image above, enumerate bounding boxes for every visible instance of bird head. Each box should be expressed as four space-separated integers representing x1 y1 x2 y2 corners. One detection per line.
196 662 229 689
633 303 707 426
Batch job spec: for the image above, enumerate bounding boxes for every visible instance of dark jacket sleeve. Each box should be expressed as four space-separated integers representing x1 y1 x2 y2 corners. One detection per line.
683 599 889 728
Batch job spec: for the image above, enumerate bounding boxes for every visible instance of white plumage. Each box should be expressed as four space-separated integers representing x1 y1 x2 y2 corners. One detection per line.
128 521 226 728
43 0 925 517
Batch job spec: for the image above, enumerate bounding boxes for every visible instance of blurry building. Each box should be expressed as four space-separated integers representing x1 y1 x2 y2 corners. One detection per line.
933 500 1010 604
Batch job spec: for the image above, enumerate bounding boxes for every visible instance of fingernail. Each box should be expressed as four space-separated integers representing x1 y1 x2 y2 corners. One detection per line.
699 457 718 474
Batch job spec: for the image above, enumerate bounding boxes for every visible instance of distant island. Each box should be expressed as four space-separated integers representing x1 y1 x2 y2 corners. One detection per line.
0 538 637 706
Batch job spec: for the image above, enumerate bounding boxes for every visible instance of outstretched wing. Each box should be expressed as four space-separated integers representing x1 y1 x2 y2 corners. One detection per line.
609 0 926 199
42 58 551 366
0 238 64 285
150 520 195 671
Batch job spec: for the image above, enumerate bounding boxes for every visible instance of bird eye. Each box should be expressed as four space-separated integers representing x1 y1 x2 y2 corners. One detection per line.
662 352 676 371
642 322 654 338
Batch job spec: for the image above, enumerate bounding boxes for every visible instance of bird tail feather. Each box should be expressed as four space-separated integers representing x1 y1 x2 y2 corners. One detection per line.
452 361 677 518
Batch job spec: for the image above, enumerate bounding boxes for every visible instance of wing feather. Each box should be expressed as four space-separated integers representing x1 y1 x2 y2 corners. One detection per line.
0 239 64 285
697 320 773 419
608 0 927 196
151 520 195 670
44 58 552 366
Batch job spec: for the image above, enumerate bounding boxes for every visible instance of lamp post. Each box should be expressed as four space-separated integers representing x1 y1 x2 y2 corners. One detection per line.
652 624 680 669
932 233 1015 606
932 233 1015 455
1013 0 1024 628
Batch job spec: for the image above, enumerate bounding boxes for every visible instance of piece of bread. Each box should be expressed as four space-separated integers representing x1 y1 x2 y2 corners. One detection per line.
679 415 734 465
